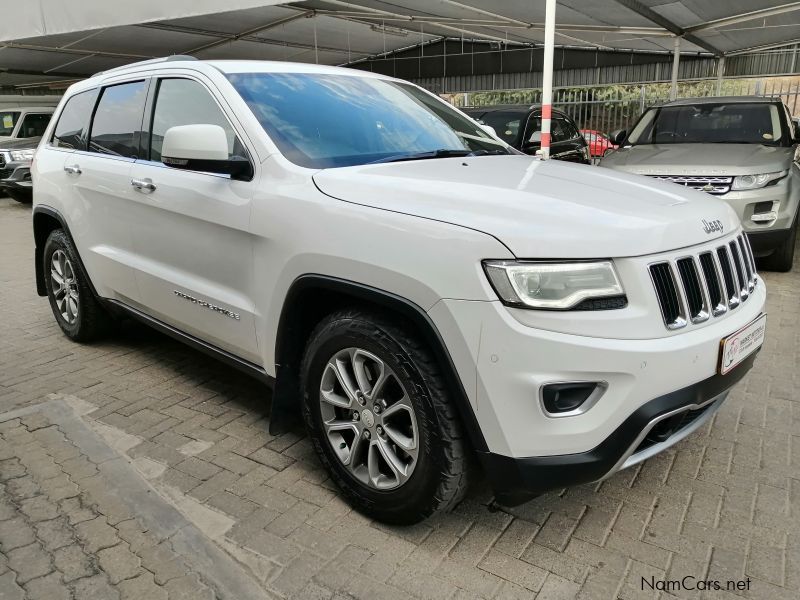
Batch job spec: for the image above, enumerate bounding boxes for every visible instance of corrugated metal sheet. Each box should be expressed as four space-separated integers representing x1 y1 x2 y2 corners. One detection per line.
413 47 799 93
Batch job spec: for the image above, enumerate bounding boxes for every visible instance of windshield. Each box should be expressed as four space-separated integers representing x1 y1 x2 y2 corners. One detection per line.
0 111 20 136
226 73 510 168
628 102 788 145
472 111 526 146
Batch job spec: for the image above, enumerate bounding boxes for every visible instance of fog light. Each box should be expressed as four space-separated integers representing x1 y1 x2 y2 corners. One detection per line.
540 381 606 417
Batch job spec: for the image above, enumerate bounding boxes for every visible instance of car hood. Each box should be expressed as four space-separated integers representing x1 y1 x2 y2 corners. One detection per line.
600 143 792 176
312 156 738 258
0 136 41 151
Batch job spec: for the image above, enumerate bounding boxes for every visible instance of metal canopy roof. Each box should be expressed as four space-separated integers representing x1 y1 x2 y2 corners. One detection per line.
1 0 799 90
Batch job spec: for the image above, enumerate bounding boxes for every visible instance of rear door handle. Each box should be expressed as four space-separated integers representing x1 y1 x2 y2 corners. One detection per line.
131 178 156 193
64 165 81 175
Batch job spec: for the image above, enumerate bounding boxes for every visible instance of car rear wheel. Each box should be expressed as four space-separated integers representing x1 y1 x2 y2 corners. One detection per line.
43 229 113 341
300 309 470 524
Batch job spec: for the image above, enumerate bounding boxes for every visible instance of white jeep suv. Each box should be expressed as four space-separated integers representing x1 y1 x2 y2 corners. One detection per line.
32 57 767 524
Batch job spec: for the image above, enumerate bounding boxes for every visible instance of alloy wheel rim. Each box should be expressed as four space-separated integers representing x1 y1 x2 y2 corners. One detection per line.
319 347 419 490
50 249 79 325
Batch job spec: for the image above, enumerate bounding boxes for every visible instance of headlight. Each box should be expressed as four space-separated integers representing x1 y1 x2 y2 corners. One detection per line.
9 149 35 162
483 260 625 310
731 171 787 191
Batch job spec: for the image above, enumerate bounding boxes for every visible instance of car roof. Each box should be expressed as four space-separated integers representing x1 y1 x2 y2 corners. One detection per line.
464 104 542 114
660 96 779 107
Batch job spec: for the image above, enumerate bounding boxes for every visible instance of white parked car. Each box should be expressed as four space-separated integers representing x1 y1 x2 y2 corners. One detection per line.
32 57 767 524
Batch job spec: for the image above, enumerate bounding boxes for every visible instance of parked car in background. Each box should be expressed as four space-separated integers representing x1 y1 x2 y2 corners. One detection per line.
0 137 38 203
0 107 54 203
581 129 618 157
464 105 590 163
0 106 54 140
601 97 800 271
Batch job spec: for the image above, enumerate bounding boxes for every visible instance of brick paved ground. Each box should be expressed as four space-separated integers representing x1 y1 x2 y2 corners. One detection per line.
1 193 798 599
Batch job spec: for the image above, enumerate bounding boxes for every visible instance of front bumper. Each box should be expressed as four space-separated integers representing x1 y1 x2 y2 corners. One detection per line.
719 176 799 255
479 354 754 505
0 164 33 197
429 274 765 504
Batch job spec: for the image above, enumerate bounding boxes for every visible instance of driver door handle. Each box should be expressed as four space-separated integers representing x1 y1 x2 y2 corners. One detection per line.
64 165 81 175
131 178 156 193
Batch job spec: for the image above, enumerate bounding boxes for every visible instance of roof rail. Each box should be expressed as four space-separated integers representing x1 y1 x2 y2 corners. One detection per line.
95 55 199 77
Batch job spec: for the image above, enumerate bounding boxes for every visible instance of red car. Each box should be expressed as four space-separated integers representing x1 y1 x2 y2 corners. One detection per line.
580 129 618 157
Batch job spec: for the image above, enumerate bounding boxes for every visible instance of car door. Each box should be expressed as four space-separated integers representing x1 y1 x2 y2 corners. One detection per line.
40 83 146 303
128 75 259 362
550 114 589 163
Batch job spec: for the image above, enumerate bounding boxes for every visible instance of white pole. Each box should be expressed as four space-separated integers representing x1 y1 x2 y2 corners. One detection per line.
670 36 681 101
541 0 556 160
715 56 725 96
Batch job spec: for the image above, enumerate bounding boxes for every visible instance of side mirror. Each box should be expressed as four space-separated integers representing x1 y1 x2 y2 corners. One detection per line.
162 124 252 180
479 123 498 138
608 129 627 146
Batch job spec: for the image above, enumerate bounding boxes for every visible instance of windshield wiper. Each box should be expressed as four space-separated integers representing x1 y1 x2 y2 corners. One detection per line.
466 148 511 156
368 149 474 164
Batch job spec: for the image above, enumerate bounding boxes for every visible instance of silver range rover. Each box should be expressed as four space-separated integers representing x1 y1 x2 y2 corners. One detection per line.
601 96 800 271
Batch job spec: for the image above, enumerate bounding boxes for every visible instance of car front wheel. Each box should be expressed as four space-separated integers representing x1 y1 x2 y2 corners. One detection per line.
300 309 470 524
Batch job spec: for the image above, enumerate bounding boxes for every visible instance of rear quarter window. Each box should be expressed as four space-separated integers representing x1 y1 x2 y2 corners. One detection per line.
52 89 99 149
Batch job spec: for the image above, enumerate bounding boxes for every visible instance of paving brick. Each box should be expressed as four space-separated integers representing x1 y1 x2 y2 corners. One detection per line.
138 542 187 585
0 571 24 600
0 517 36 551
75 516 120 553
7 542 52 584
97 543 142 584
24 572 70 600
164 573 215 600
479 549 547 592
53 544 96 582
34 516 74 551
19 495 60 522
71 574 121 600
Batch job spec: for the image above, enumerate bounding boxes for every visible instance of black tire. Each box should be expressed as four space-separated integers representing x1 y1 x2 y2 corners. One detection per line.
6 190 32 204
300 309 470 524
43 229 112 342
759 222 797 272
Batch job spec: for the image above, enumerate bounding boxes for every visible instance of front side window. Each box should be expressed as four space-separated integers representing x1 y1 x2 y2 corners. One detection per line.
0 111 19 136
149 78 245 163
52 89 99 149
227 73 508 168
89 81 147 158
628 102 789 145
551 117 573 143
18 113 52 138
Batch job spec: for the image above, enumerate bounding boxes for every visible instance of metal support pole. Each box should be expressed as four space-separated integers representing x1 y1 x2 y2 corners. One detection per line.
715 56 725 96
670 36 681 101
541 0 556 160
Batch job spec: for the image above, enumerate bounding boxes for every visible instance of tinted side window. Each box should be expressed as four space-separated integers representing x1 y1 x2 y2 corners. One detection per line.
150 78 243 162
550 115 578 143
52 89 99 149
89 81 147 158
18 113 51 138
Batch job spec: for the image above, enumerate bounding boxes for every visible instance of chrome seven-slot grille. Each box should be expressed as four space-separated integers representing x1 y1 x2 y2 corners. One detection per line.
649 233 758 330
648 175 733 195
